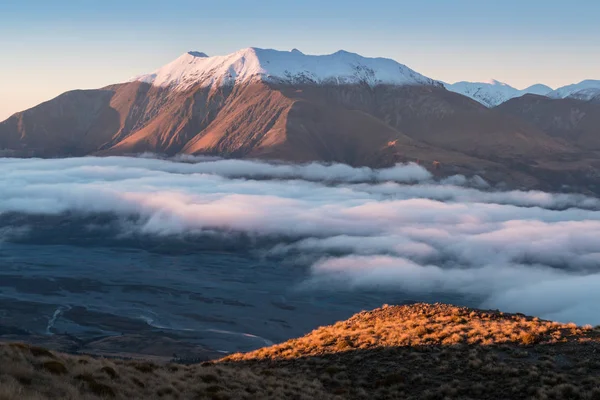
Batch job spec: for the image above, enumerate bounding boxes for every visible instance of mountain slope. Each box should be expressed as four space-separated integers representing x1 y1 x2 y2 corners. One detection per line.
98 81 474 168
568 88 600 103
2 303 600 400
547 79 600 99
496 94 600 151
445 80 552 107
0 82 173 157
0 89 120 156
276 84 573 162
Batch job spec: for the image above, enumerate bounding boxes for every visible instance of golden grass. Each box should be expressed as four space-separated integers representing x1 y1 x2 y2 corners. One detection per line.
225 303 595 361
3 303 600 399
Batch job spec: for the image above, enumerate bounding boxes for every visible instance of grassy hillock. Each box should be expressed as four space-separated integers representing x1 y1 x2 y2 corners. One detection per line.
2 303 600 399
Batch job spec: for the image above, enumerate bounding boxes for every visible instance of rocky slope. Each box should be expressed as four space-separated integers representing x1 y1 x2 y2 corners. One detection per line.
2 303 600 399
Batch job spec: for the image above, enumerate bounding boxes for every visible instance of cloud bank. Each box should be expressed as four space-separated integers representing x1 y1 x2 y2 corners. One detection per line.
1 156 600 324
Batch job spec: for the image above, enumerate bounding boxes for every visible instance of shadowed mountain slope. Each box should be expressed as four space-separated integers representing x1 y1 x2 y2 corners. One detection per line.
496 94 600 151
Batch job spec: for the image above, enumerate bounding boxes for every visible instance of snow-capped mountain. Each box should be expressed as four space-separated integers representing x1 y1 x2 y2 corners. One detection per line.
134 47 442 90
445 79 600 107
547 80 600 100
133 47 599 108
522 84 554 96
566 88 600 102
445 80 552 107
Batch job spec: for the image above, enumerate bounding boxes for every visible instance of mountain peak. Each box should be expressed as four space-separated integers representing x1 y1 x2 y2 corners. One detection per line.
486 79 511 87
236 46 261 54
522 83 553 96
578 79 600 85
547 79 600 99
333 49 355 55
187 51 208 58
134 47 440 90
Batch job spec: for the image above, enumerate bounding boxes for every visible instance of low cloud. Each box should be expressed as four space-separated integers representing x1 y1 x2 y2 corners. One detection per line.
1 156 600 324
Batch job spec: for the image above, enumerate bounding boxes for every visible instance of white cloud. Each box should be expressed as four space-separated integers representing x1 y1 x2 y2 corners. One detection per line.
1 156 600 324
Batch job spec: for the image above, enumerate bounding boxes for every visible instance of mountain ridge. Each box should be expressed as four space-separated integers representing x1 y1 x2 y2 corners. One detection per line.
547 79 600 100
133 47 442 91
445 80 553 107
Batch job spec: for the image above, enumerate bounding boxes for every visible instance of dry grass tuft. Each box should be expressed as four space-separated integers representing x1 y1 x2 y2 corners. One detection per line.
41 360 68 375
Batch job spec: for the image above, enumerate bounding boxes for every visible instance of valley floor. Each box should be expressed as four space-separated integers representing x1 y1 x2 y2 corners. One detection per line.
2 303 600 399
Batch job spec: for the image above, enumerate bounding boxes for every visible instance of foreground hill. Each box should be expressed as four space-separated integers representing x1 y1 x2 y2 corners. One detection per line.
2 303 600 399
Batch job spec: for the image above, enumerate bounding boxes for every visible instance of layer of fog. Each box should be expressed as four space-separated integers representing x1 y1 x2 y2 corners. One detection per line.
2 156 600 325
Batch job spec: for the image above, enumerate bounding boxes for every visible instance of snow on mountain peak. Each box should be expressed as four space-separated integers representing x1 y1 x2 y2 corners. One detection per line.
522 84 553 95
132 46 596 105
445 80 552 107
134 47 441 91
547 79 600 100
486 79 510 87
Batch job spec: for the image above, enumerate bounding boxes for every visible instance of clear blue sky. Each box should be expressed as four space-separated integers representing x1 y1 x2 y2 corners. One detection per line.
1 0 598 120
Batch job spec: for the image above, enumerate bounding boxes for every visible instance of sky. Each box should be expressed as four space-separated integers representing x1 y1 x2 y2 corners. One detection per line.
0 0 598 120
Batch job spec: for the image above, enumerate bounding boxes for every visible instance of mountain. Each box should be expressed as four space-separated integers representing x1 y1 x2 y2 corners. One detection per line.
2 303 600 400
547 79 600 99
522 83 554 96
445 79 552 107
444 79 600 107
0 47 447 163
567 88 600 103
0 47 592 192
496 94 600 151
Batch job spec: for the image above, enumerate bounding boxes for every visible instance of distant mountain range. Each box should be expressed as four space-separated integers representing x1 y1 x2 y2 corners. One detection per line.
1 47 599 193
445 80 551 108
445 79 600 107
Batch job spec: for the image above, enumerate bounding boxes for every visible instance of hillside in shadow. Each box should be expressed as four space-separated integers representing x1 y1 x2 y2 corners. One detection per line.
2 303 600 399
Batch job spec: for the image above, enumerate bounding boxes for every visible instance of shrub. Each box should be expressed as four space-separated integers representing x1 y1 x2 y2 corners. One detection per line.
520 332 541 345
41 361 67 375
133 362 157 373
335 338 353 350
201 374 220 383
100 366 118 379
